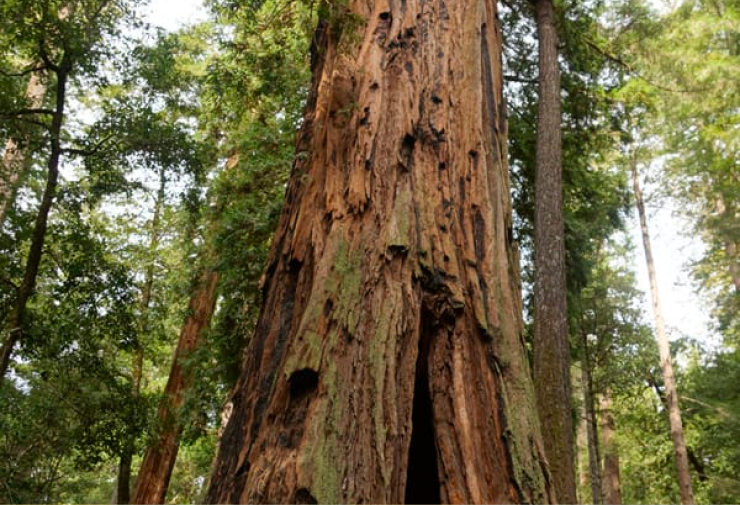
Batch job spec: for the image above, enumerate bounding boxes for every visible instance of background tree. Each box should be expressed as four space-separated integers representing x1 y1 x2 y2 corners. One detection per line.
530 1 577 501
0 0 139 380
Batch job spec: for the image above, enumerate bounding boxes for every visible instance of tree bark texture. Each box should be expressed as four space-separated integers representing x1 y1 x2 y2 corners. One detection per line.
531 1 576 502
0 70 47 226
133 269 219 504
0 64 68 382
207 1 553 503
632 165 695 505
600 391 622 505
581 349 602 505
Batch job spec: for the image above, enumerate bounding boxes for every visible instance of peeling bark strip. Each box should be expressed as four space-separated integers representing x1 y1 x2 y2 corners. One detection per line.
133 270 219 504
207 1 553 503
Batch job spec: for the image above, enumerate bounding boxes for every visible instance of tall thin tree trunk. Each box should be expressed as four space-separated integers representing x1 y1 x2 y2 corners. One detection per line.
206 1 553 502
117 450 133 505
576 396 590 504
116 168 167 504
531 1 575 502
715 197 740 292
0 63 68 382
632 164 694 505
600 390 622 505
727 240 740 292
133 269 219 504
581 338 602 505
0 70 47 226
649 376 709 484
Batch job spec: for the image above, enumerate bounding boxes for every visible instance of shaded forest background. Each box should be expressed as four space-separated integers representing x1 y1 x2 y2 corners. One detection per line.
0 0 738 503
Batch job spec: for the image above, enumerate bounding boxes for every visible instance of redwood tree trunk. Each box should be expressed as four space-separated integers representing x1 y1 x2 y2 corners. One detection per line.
133 269 219 504
0 69 47 226
531 0 575 502
0 63 68 382
632 164 694 505
206 1 553 503
600 390 622 505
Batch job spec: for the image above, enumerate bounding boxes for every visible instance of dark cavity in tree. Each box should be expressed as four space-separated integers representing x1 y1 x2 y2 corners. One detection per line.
289 368 319 402
405 311 441 504
294 487 318 504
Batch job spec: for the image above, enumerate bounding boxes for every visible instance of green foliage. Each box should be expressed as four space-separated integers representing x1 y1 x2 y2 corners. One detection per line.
504 0 631 301
601 3 740 499
681 345 740 503
509 2 739 503
0 201 148 503
572 239 657 393
202 0 311 387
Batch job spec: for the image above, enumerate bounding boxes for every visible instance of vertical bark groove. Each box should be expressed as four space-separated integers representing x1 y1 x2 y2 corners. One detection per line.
207 1 552 502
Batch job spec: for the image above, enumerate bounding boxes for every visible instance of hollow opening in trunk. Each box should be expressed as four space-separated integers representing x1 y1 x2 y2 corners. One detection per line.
404 312 441 504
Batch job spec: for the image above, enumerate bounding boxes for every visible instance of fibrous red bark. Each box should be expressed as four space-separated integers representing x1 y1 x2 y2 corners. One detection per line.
207 1 553 503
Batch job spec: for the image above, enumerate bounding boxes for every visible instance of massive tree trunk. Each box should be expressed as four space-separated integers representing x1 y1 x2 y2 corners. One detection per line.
133 269 219 504
600 390 622 505
0 62 68 382
632 164 694 505
531 1 575 503
116 168 167 504
206 1 553 503
0 70 47 226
